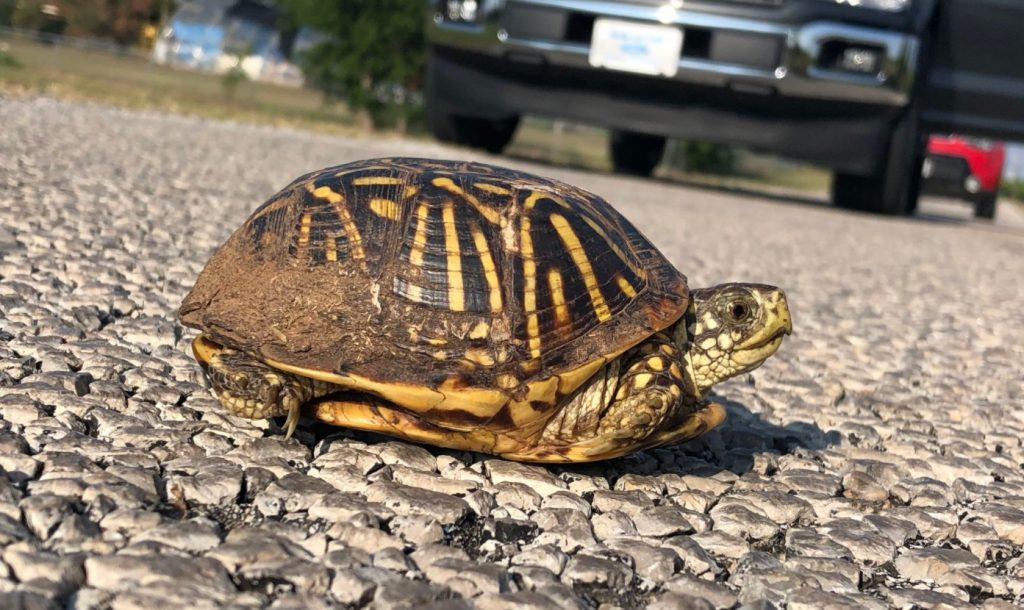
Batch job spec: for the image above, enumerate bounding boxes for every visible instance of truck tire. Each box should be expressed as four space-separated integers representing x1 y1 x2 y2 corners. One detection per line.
610 130 666 177
831 111 925 216
425 54 519 153
974 192 997 219
427 111 519 154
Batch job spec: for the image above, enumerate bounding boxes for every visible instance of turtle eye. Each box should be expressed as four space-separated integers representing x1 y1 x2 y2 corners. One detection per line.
728 300 751 322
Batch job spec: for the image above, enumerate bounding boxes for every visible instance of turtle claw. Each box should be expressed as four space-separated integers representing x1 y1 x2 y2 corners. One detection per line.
283 404 301 439
261 375 302 438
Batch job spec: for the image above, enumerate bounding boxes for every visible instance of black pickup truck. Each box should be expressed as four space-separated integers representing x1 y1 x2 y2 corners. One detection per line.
424 0 1024 216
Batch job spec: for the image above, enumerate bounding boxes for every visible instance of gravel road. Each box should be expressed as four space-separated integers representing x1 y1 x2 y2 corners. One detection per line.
2 95 1023 610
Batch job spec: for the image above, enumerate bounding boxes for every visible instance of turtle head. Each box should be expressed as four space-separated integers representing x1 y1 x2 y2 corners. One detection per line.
681 283 792 396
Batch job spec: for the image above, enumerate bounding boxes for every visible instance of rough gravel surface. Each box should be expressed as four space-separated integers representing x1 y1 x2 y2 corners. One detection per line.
2 95 1024 610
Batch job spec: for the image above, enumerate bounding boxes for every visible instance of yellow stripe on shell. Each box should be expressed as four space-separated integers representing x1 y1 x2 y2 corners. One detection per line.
352 176 405 186
579 214 645 278
432 177 501 224
442 200 465 312
369 198 400 220
547 268 571 329
470 221 503 313
523 191 545 210
468 321 490 340
464 347 495 366
311 185 365 263
615 274 638 298
474 182 512 196
409 202 429 266
549 213 612 322
520 215 541 358
297 212 311 247
400 203 433 305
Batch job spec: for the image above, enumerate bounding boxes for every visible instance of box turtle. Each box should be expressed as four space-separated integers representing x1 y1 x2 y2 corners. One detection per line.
179 158 791 462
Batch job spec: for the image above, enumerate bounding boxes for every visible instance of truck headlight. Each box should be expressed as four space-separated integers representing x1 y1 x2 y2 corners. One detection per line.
446 0 478 22
828 0 911 12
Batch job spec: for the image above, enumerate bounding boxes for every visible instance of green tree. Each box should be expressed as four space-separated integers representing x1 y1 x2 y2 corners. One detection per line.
1 0 17 27
282 0 425 130
12 0 160 44
666 140 737 175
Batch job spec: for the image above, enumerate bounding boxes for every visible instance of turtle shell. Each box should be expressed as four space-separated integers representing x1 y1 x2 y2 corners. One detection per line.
179 158 688 432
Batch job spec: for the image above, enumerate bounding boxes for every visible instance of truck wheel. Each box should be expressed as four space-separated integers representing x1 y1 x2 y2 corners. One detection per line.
832 112 924 216
610 130 666 177
425 53 519 153
974 193 997 219
427 110 519 154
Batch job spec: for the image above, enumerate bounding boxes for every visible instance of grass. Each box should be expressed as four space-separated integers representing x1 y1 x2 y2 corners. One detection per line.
0 36 358 134
508 117 831 195
506 118 613 172
1000 178 1024 202
0 35 833 194
0 45 22 69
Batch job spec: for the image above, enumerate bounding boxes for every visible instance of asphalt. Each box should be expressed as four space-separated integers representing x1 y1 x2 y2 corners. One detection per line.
1 95 1023 610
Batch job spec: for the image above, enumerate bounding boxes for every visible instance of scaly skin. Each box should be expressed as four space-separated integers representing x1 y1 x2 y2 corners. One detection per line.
195 283 791 460
200 345 331 437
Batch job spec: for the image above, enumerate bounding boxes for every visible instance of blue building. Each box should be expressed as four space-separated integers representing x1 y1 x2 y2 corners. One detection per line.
152 0 310 86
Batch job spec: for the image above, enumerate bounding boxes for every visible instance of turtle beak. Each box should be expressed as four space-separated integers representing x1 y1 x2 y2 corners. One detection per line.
764 288 792 345
775 290 793 336
731 287 791 366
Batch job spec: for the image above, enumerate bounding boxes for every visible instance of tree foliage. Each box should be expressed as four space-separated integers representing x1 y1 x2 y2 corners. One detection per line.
282 0 425 130
11 0 161 45
666 140 737 175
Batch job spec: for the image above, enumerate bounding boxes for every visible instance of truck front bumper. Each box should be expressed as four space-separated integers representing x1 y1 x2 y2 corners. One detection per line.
428 0 922 173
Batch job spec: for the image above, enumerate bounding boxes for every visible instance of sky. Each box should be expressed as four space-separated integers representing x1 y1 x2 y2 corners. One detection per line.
1005 143 1024 180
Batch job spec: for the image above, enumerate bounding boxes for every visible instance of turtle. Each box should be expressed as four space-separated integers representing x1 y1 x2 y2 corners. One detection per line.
178 157 792 462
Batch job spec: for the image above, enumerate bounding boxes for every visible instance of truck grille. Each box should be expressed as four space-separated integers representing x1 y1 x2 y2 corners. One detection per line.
502 3 784 72
612 0 784 5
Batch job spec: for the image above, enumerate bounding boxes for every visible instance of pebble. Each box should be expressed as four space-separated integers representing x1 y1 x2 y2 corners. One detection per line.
388 514 445 546
363 481 470 525
561 553 634 589
485 460 566 497
708 503 778 541
530 509 596 553
329 569 377 606
510 544 567 575
474 591 564 610
84 555 234 600
420 558 513 596
663 573 738 608
604 538 681 583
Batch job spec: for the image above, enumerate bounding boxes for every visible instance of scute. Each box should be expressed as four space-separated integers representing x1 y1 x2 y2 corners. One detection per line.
179 158 688 425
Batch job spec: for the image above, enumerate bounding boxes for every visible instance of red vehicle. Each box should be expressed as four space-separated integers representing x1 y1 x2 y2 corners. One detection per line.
922 135 1005 219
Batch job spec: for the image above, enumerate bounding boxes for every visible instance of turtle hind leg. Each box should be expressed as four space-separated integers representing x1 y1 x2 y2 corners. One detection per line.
202 345 320 438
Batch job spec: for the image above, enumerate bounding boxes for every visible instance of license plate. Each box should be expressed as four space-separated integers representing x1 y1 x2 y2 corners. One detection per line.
589 18 683 77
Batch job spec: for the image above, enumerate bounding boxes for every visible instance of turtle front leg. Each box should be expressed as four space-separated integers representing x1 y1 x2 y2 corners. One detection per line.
202 345 321 437
595 339 686 439
528 332 729 462
536 333 689 459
